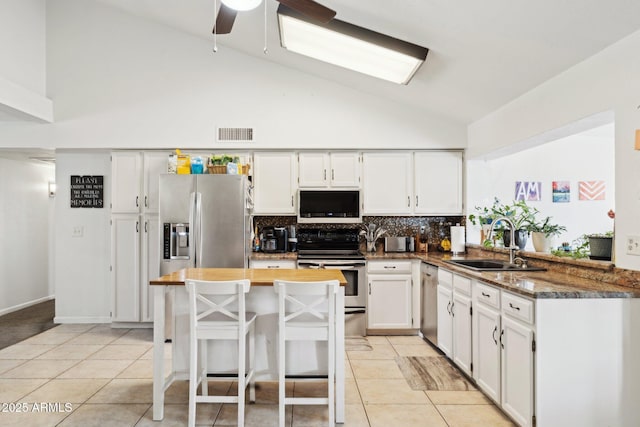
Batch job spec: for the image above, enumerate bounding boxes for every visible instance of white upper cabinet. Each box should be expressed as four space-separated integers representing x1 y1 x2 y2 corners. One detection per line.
253 152 298 215
362 151 463 216
414 151 463 215
298 152 329 187
111 151 169 214
362 152 413 214
111 152 142 214
298 152 360 188
329 152 360 187
142 152 169 214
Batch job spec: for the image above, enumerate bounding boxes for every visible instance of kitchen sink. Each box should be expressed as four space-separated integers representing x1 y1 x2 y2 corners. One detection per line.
445 259 546 272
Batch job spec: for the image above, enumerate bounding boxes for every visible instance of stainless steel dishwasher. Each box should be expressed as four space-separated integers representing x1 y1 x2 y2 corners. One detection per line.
420 262 438 346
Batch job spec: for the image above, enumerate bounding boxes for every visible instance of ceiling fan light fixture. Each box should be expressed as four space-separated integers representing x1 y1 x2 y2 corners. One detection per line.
277 5 428 85
221 0 262 12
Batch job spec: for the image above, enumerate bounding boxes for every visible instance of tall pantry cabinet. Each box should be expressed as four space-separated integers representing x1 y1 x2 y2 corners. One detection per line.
110 151 168 323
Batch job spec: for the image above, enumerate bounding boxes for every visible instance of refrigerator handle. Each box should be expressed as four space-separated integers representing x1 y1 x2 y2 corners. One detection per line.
196 192 203 268
189 191 197 267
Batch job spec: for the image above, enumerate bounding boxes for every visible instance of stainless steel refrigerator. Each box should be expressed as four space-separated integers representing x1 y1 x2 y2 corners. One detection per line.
159 174 251 275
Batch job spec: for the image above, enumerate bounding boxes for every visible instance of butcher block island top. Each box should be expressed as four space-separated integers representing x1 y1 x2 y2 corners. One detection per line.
149 267 347 286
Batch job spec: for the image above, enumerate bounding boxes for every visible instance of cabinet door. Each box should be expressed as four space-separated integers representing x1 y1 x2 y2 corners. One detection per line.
367 274 412 329
143 152 169 214
473 303 501 403
111 215 140 322
436 284 453 357
298 153 329 187
414 151 463 215
362 153 412 214
330 152 360 187
452 291 472 376
253 152 298 214
501 316 535 427
140 216 160 322
111 152 142 213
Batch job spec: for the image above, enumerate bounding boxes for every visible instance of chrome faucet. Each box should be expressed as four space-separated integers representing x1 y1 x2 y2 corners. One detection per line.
486 216 519 265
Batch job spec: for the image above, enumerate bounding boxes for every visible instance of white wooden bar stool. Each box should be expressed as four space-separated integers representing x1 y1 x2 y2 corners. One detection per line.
185 279 256 427
273 279 339 427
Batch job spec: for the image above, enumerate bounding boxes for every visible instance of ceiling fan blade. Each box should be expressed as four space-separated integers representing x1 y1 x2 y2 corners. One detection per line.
213 3 237 35
277 0 336 23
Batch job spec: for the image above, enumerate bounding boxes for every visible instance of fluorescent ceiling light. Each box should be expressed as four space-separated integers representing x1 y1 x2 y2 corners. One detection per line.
221 0 261 11
277 5 428 85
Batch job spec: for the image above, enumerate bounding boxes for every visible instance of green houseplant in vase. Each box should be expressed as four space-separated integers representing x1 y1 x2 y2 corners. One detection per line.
490 199 538 250
588 231 614 261
588 210 615 261
529 216 567 253
468 201 496 245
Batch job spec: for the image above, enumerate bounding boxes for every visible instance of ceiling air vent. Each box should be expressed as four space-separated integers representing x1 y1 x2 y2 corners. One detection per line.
216 127 255 143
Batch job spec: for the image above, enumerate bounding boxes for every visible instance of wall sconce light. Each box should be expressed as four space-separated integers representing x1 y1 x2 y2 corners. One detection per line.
635 129 640 150
49 181 57 198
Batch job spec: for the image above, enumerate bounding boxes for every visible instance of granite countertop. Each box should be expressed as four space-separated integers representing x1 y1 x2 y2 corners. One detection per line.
252 248 640 299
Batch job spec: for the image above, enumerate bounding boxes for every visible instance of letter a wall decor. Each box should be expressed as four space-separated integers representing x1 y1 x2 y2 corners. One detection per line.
578 181 606 201
515 181 542 201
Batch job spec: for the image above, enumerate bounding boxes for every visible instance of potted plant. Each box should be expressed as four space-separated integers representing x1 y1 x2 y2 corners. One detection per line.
587 231 614 261
490 199 538 249
468 200 497 243
529 216 567 253
469 198 537 249
587 210 615 261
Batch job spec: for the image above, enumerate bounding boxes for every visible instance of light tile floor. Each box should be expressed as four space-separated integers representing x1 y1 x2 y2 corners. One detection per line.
0 325 515 426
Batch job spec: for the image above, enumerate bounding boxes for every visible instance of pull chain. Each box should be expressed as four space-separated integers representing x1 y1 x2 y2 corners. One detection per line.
263 0 268 54
213 0 218 52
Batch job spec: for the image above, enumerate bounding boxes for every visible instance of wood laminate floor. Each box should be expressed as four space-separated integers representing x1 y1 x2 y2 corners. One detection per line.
0 326 515 426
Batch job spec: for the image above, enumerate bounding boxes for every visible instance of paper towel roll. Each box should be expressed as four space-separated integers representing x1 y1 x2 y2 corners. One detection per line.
450 225 466 254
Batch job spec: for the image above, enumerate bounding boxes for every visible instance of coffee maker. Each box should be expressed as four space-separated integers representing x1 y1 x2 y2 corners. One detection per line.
261 227 288 252
273 227 288 252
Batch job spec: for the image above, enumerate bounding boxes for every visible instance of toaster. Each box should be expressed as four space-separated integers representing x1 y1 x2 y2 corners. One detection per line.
384 237 414 252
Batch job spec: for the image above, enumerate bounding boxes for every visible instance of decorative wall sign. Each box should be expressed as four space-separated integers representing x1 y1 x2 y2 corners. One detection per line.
515 181 542 201
552 181 570 203
70 175 104 208
579 180 606 201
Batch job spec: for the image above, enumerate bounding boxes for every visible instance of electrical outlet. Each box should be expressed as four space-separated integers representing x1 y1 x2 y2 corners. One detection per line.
72 226 84 238
626 235 640 255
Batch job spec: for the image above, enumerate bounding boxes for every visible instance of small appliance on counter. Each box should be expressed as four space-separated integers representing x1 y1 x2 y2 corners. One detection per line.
384 236 415 252
261 226 288 253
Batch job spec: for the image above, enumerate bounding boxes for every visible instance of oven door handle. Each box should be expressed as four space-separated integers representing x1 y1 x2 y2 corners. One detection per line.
345 309 366 315
297 262 323 269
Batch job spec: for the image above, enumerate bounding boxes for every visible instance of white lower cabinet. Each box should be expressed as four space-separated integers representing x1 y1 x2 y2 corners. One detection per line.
248 259 297 269
111 215 159 323
367 261 413 330
437 269 472 376
472 280 534 427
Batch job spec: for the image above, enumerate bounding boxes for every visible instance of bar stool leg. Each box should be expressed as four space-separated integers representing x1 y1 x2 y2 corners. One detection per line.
188 332 198 427
249 324 256 403
201 340 208 396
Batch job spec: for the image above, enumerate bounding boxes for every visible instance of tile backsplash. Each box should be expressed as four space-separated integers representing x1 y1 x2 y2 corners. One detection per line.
254 216 465 252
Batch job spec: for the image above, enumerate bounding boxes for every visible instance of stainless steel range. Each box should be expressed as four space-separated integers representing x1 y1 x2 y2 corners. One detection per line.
296 228 367 337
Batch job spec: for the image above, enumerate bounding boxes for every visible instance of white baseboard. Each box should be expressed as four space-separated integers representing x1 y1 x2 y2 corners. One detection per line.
53 316 112 324
0 295 54 317
110 322 153 329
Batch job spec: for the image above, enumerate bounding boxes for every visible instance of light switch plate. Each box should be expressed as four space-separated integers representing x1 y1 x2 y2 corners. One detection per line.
626 235 640 255
72 226 84 238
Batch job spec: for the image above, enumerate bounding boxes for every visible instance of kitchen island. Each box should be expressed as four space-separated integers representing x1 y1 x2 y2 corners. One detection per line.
149 268 347 422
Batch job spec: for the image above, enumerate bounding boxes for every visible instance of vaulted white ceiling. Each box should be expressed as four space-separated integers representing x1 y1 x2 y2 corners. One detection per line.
94 0 640 126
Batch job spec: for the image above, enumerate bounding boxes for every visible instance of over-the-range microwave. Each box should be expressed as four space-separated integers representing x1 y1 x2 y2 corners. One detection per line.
297 189 361 224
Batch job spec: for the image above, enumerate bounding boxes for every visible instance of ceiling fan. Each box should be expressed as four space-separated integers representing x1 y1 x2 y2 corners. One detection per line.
213 0 336 34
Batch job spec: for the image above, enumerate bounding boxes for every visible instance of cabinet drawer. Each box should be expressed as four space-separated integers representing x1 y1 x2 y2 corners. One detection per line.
249 260 296 269
453 274 471 296
501 292 534 324
437 269 453 288
475 282 500 310
367 260 412 274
